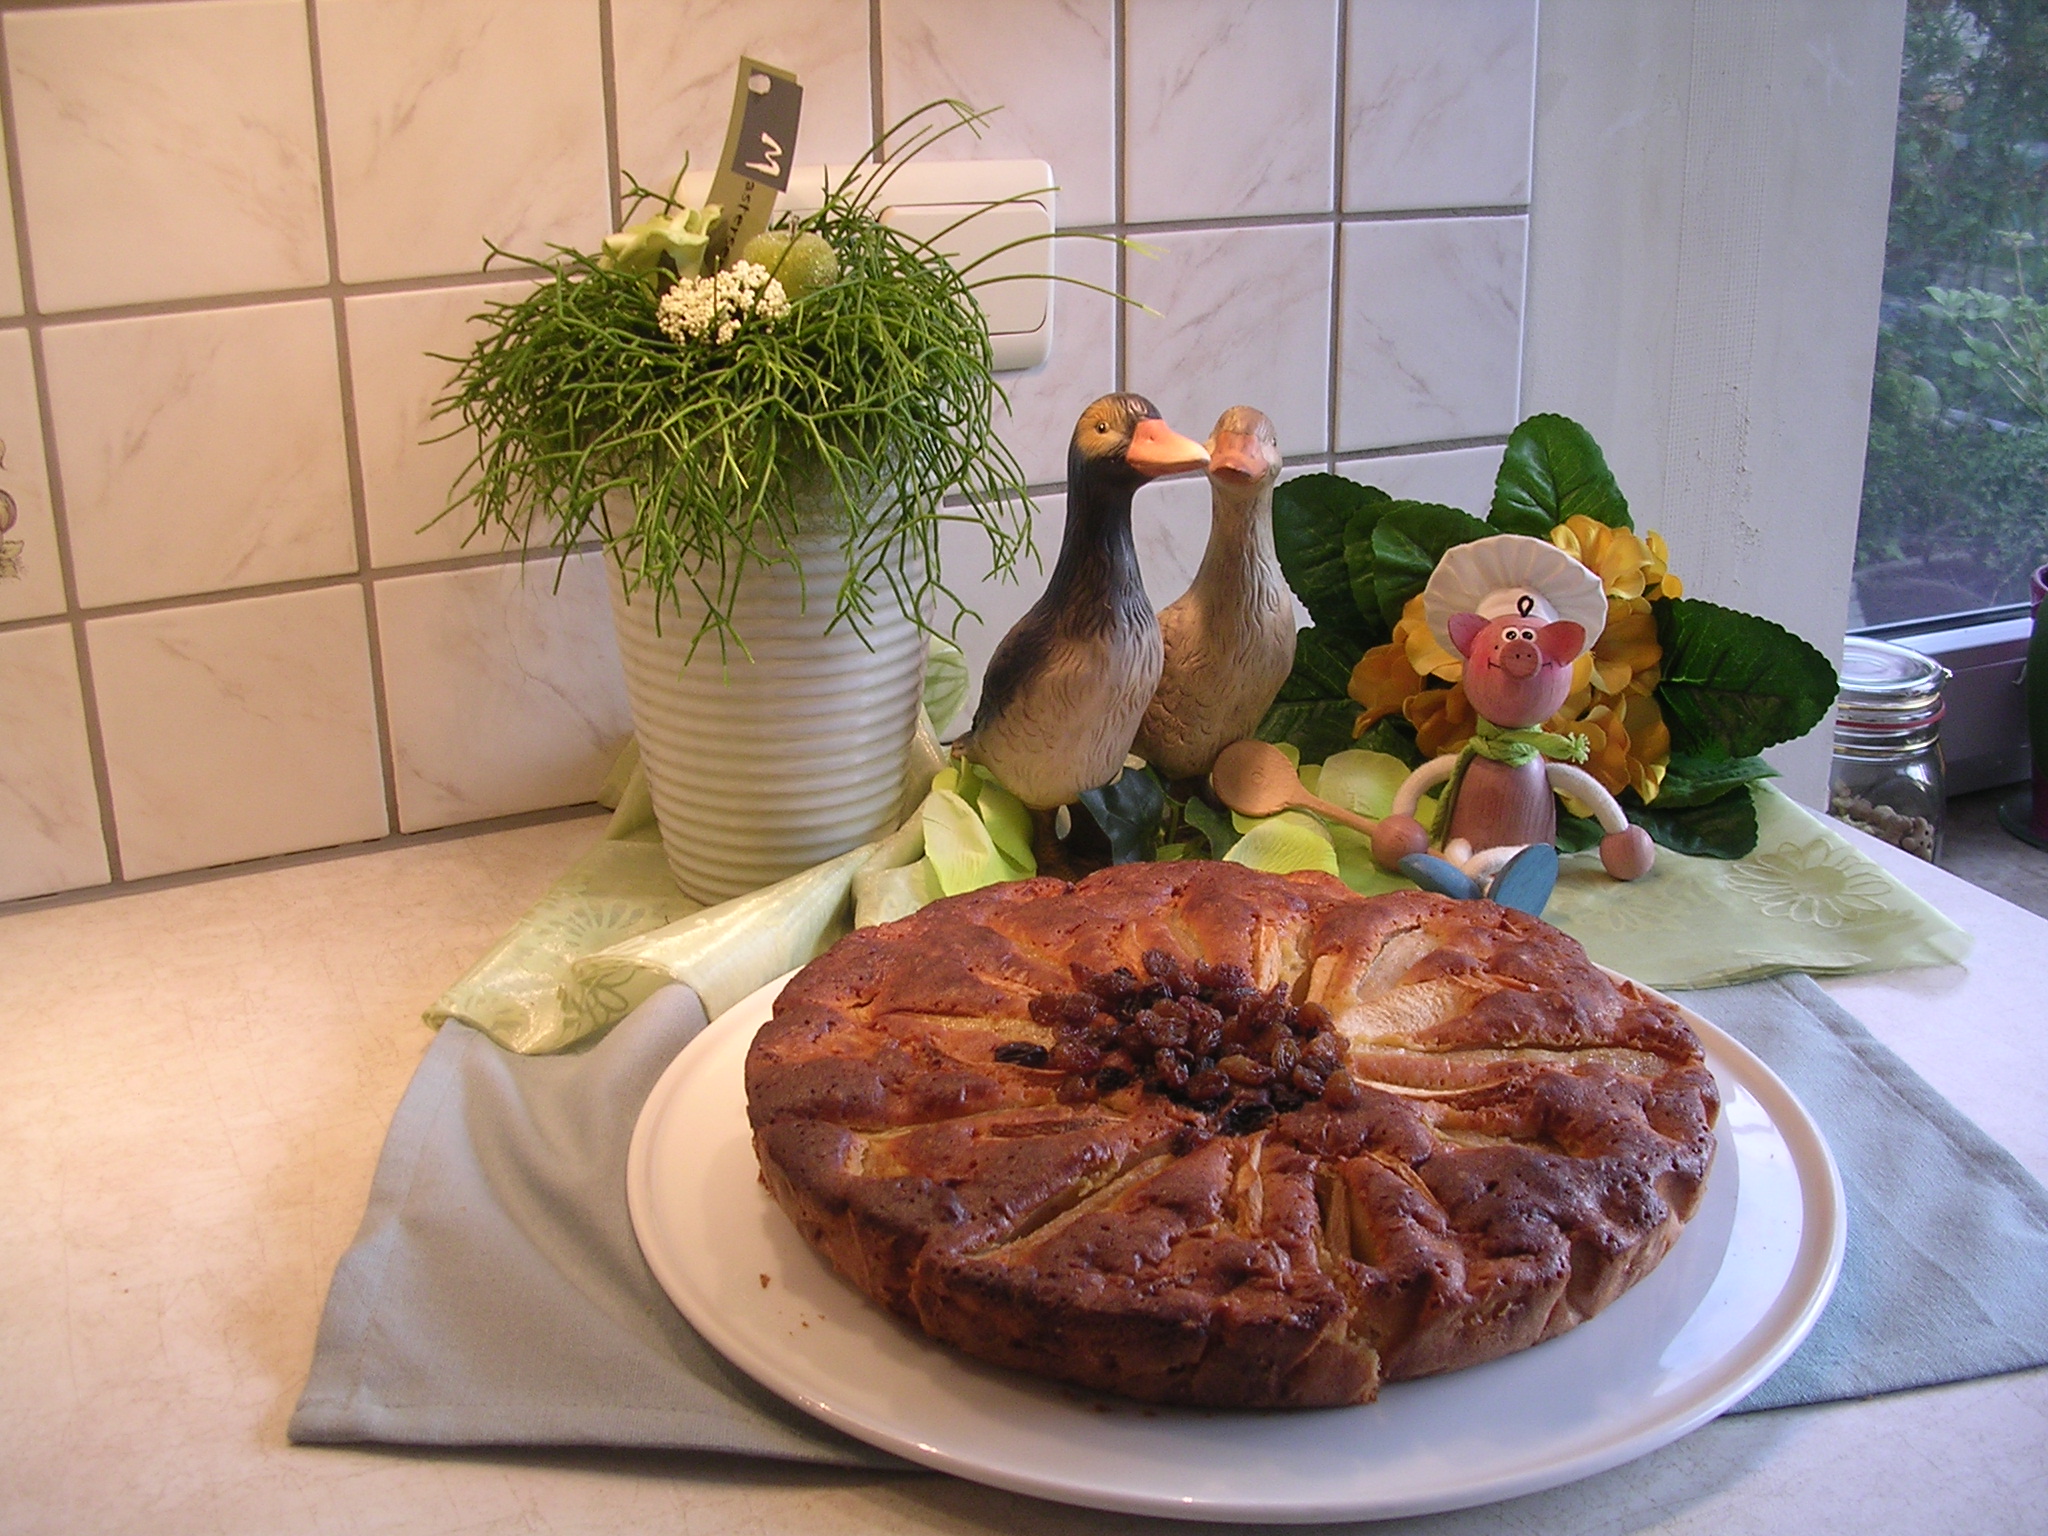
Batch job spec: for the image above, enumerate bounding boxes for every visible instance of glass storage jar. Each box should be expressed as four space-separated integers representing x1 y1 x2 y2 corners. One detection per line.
1829 637 1948 861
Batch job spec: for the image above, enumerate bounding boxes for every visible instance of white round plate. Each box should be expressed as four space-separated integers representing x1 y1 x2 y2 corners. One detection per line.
628 970 1845 1524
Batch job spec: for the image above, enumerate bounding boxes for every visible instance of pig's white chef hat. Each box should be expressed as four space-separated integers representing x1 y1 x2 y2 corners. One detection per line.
1423 533 1607 658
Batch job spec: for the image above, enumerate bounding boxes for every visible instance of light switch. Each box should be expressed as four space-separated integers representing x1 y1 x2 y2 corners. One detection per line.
695 158 1057 373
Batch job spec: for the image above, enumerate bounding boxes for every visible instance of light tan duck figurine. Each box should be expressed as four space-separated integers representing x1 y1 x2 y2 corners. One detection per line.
958 394 1209 813
1132 406 1294 783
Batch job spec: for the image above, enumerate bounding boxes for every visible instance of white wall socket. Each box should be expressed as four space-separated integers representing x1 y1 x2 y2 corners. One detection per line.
660 159 1057 373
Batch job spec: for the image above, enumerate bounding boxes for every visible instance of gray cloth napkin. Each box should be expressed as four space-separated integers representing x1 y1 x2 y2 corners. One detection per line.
291 974 2048 1455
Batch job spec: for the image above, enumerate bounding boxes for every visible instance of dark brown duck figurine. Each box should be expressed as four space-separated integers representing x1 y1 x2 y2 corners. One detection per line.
958 394 1208 811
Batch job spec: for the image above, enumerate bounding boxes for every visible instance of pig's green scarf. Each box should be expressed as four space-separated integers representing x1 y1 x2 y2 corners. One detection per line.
1432 717 1590 844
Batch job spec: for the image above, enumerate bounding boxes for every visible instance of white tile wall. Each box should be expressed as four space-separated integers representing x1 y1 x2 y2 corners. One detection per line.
0 624 107 900
86 587 387 880
882 0 1117 229
6 0 328 312
318 0 611 283
0 0 1539 905
376 553 630 833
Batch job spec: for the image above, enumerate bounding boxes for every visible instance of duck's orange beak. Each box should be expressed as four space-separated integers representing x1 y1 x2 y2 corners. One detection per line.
1207 430 1270 484
1125 417 1209 478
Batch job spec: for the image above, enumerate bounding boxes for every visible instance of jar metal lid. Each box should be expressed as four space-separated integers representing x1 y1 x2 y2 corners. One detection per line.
1836 636 1948 728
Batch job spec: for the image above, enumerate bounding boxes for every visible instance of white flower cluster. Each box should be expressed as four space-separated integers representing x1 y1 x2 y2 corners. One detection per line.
656 260 790 347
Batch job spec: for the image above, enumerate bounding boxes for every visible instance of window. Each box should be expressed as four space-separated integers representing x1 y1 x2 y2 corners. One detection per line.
1853 1 2048 633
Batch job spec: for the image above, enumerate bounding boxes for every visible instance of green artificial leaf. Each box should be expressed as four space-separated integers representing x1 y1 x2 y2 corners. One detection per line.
1341 499 1399 641
1314 750 1414 820
1272 474 1387 645
1652 752 1779 809
1555 809 1603 853
1490 414 1632 535
1077 765 1166 864
1353 715 1423 767
1154 839 1197 862
1224 812 1340 877
1256 697 1359 768
923 789 1027 895
1276 626 1359 702
972 771 1036 873
923 637 971 735
1369 502 1494 628
1654 600 1838 759
1182 796 1241 859
1625 785 1760 860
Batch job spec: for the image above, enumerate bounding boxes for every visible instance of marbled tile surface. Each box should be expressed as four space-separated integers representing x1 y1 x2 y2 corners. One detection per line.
0 623 107 901
374 552 629 833
882 0 1116 229
1125 0 1338 222
992 236 1118 488
4 0 327 312
43 302 357 609
318 0 610 282
612 0 875 198
0 113 22 319
1343 0 1538 213
1124 222 1334 457
1339 443 1506 516
346 281 531 568
0 329 64 624
86 585 387 879
1337 215 1526 453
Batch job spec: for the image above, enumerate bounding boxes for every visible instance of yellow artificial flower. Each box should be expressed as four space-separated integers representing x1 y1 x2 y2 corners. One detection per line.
1645 531 1684 599
1397 593 1463 682
1406 683 1478 758
1548 688 1671 804
1588 597 1663 697
1348 639 1424 727
1550 515 1656 601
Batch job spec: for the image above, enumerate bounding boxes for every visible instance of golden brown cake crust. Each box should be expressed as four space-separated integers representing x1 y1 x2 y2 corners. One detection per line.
745 862 1719 1408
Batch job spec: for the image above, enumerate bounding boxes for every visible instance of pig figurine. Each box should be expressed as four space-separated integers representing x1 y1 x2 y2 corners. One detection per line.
1369 535 1654 915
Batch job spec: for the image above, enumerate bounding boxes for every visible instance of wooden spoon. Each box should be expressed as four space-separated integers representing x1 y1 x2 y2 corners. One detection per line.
1209 740 1379 836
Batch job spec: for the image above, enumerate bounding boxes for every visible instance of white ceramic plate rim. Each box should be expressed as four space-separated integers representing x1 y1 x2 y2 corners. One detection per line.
629 968 1846 1524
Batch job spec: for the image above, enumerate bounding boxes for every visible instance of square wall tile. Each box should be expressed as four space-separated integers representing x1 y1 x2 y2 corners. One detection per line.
6 0 327 312
1131 472 1213 612
87 586 388 879
0 624 108 901
994 236 1118 487
883 0 1115 228
0 329 63 623
0 116 21 319
1125 223 1334 456
375 552 630 832
1125 0 1338 222
1344 0 1537 213
613 0 874 200
319 0 609 282
1338 443 1503 514
1337 215 1525 452
347 282 532 568
44 302 357 609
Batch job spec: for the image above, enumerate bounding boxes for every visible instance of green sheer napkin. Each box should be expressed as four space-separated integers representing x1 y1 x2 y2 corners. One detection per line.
431 746 1969 1056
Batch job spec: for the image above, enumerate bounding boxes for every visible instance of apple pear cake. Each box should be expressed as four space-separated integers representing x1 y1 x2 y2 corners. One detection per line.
744 861 1719 1409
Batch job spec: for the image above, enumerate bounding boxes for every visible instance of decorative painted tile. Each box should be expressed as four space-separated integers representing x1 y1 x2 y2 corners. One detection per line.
994 236 1118 487
613 0 874 201
44 302 357 609
1339 443 1504 515
374 552 630 832
1344 0 1538 213
1125 0 1338 222
0 624 108 901
319 0 609 282
0 329 62 624
1125 223 1334 456
87 586 388 880
346 281 531 568
1336 215 1525 453
5 0 326 312
883 0 1115 228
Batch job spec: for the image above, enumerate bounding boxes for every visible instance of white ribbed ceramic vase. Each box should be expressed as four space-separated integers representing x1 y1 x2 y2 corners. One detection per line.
608 536 926 904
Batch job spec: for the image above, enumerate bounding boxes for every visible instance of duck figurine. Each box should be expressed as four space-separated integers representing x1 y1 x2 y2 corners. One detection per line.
958 393 1209 811
1133 406 1294 783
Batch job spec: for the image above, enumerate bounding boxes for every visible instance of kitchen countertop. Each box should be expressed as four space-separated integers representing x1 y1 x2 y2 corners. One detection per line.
3 814 2044 1535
